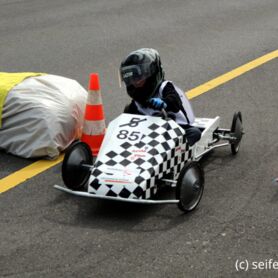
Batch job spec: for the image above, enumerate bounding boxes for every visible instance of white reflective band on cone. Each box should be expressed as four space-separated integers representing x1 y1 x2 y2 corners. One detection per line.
83 119 106 135
87 91 102 105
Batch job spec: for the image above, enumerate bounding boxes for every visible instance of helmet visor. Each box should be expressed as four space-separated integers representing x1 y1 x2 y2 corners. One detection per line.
120 63 154 87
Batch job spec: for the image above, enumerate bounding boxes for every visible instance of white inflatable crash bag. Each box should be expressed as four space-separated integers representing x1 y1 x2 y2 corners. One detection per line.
0 74 88 159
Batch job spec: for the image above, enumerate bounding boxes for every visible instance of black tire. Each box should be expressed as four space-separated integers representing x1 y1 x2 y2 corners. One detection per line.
231 112 243 155
176 162 204 212
62 141 92 190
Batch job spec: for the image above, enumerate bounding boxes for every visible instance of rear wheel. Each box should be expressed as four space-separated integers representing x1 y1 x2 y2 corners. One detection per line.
176 162 204 212
62 141 92 190
230 112 243 155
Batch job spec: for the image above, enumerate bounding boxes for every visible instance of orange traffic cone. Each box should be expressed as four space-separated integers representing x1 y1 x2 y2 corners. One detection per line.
81 73 106 156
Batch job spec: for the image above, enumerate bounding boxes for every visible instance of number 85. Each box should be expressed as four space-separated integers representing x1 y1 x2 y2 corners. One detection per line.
117 130 141 141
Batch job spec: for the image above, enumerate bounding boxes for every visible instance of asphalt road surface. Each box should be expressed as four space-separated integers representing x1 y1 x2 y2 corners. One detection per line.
1 0 278 277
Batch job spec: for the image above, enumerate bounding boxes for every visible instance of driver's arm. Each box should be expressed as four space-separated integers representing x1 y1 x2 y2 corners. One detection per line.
161 82 182 113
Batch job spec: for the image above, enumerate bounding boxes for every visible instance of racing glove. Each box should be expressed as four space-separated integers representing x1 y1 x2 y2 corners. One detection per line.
148 98 167 110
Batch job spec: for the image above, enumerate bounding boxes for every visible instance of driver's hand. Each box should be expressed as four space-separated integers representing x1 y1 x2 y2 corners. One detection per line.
149 98 167 110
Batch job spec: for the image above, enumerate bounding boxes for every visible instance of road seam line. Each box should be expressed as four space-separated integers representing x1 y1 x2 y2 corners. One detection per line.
186 49 278 99
0 155 64 193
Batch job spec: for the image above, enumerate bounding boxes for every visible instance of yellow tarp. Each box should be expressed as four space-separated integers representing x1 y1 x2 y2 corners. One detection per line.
0 72 44 127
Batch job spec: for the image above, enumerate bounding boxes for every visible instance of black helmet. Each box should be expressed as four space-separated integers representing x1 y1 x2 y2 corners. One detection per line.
120 48 164 105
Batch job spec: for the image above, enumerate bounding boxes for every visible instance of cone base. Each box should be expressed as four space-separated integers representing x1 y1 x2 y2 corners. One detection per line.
81 133 105 156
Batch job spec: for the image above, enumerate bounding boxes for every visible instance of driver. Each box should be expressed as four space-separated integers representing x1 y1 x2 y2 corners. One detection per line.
119 48 201 146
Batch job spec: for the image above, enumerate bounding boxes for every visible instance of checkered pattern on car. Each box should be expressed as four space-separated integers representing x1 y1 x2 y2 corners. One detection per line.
88 119 193 199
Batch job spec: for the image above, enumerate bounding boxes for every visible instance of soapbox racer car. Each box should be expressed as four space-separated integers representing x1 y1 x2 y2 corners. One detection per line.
54 111 243 212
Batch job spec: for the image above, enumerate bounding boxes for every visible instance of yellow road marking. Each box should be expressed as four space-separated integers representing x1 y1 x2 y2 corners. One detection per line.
0 155 64 193
0 49 277 194
186 49 278 99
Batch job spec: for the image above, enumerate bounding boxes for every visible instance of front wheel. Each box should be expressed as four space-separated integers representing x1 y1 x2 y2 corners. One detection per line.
176 162 204 212
62 141 93 190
